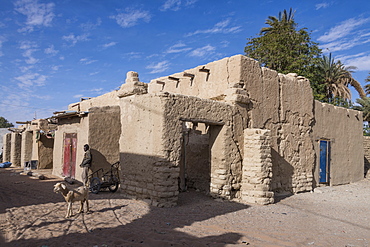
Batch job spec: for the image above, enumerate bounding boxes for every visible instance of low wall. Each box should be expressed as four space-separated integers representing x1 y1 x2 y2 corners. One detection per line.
313 101 363 185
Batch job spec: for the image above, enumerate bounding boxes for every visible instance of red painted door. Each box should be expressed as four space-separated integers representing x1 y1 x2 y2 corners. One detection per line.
63 133 77 178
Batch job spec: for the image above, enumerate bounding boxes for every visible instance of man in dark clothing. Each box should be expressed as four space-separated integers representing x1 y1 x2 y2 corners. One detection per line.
80 144 92 186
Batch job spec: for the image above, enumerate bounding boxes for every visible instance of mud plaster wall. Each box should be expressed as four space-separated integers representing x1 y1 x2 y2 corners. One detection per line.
119 94 169 206
10 133 21 167
237 55 315 194
52 117 89 180
68 91 120 112
313 101 363 185
162 93 243 200
148 55 244 99
364 136 370 178
38 135 53 169
88 106 121 173
0 128 10 152
2 133 11 162
21 131 33 167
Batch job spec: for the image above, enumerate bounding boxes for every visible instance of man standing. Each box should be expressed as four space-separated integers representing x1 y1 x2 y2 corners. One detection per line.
80 144 92 186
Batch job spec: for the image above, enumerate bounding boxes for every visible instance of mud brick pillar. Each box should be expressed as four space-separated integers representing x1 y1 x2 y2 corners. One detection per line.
2 133 11 163
242 129 274 205
10 132 22 167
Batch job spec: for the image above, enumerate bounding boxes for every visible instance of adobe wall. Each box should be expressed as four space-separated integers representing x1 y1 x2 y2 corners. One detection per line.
68 91 120 112
88 106 121 172
148 54 316 194
0 128 10 152
119 92 242 207
313 101 363 185
21 131 33 167
148 55 245 99
38 135 53 169
364 136 370 178
2 133 11 162
10 133 22 167
119 94 169 206
229 56 314 194
52 116 89 179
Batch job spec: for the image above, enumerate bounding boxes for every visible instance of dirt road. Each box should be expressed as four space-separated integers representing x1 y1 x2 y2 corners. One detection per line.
0 167 369 247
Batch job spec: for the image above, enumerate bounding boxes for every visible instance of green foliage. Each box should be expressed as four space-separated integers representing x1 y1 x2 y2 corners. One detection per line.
353 97 370 122
244 8 365 108
364 72 370 95
0 117 14 128
244 8 321 78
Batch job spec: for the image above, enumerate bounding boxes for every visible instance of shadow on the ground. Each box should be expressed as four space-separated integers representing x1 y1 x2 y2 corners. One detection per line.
1 168 249 247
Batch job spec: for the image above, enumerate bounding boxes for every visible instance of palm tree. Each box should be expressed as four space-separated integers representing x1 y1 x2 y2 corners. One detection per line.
354 97 370 122
316 53 365 101
364 72 370 95
260 8 296 34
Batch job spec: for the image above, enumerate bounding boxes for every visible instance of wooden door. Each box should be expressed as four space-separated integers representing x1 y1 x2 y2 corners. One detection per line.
63 133 77 178
319 140 330 183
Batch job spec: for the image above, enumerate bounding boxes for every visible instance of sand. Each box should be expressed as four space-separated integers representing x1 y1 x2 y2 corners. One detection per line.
0 167 369 247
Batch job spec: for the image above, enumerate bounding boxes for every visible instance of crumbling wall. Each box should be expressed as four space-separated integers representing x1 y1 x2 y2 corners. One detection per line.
119 92 244 207
313 101 363 185
275 74 315 193
162 93 242 201
239 54 315 194
88 106 121 172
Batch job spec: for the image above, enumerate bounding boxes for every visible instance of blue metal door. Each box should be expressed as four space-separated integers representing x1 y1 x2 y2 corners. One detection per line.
319 140 330 183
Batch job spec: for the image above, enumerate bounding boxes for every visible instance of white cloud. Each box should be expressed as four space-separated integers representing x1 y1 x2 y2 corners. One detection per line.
189 45 215 57
160 0 197 11
14 0 55 32
80 58 98 65
160 0 181 11
111 8 151 28
146 61 170 74
19 41 39 64
186 19 242 37
73 94 83 98
51 65 61 71
15 73 47 88
102 42 117 48
124 52 143 60
166 42 191 53
44 45 58 55
62 33 89 46
340 53 370 71
0 36 6 57
318 17 370 43
90 88 103 93
80 18 102 32
315 2 330 10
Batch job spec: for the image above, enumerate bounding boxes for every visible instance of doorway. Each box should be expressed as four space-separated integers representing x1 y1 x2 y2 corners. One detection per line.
179 121 223 194
63 133 77 178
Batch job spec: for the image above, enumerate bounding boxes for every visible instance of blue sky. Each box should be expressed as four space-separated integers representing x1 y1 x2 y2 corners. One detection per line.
0 0 370 126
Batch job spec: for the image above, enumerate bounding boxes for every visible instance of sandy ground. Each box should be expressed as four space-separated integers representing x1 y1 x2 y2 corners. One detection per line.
0 167 370 247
